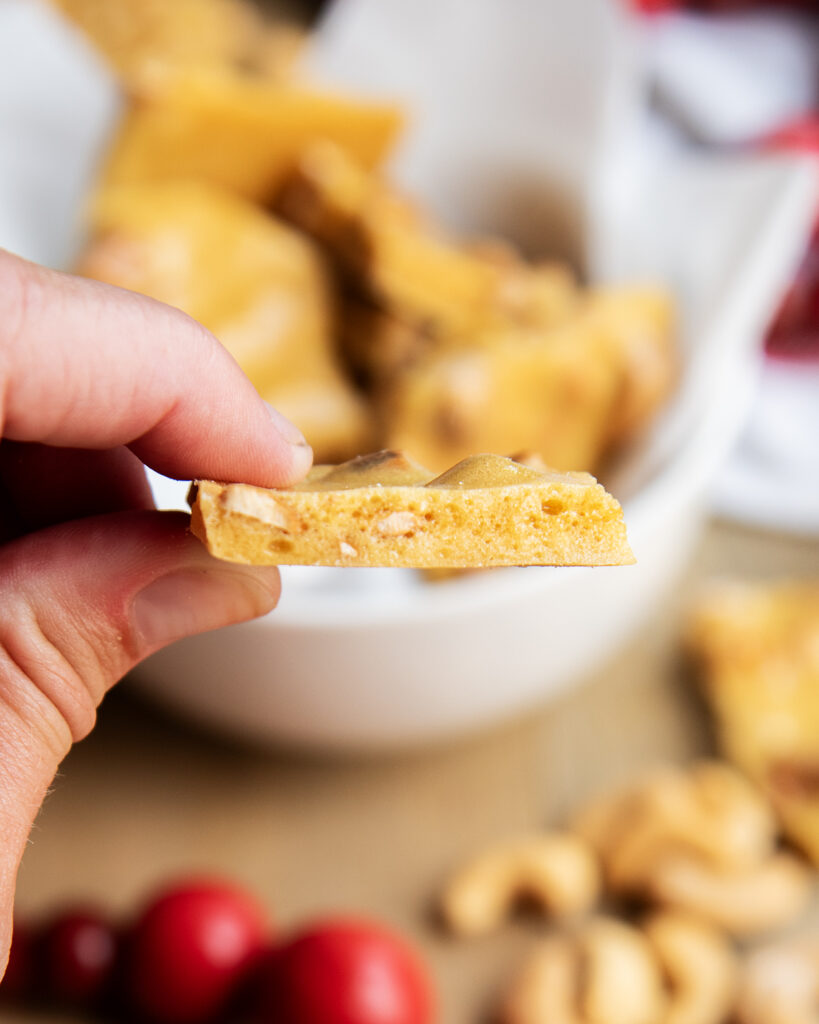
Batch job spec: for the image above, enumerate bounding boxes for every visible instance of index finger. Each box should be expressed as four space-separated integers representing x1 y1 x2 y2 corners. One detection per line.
0 250 313 487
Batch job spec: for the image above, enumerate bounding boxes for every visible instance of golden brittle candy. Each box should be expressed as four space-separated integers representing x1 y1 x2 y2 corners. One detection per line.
190 451 634 569
50 0 303 86
76 181 371 461
280 144 675 462
338 298 430 385
279 142 580 343
102 69 402 204
687 581 819 866
340 260 579 387
52 0 261 80
586 287 677 446
382 315 621 474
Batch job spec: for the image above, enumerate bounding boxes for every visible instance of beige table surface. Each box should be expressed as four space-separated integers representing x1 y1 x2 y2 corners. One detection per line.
7 520 819 1024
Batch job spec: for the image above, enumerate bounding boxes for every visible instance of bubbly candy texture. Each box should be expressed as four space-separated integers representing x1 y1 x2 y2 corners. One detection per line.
687 580 819 866
190 450 634 569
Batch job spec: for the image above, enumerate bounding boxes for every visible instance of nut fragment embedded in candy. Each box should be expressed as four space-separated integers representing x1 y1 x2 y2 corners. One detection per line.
374 511 420 537
222 485 294 531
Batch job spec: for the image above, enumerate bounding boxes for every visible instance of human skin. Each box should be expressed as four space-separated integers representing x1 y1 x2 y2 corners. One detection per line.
0 248 313 977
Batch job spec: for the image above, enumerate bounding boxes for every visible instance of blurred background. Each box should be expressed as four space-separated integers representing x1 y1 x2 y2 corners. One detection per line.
0 1 817 1022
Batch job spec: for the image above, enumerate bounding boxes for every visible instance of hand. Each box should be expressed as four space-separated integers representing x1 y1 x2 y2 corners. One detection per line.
0 249 313 975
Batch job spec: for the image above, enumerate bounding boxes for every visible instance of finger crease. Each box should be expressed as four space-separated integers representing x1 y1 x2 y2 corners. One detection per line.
0 608 98 746
0 644 72 768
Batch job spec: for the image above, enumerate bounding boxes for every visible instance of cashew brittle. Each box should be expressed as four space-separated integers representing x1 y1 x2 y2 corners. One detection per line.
687 580 819 868
440 833 600 937
193 451 633 569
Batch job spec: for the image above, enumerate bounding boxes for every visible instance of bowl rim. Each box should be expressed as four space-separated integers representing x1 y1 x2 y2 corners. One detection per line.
235 153 818 630
144 153 817 632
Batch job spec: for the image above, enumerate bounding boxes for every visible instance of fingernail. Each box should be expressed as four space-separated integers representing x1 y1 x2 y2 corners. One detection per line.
265 402 308 447
131 567 279 650
265 403 313 480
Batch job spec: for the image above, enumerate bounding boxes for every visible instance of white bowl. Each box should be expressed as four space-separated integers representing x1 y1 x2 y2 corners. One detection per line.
131 156 817 752
1 0 815 752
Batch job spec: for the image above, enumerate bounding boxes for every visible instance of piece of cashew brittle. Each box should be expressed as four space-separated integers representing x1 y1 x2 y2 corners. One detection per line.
440 833 600 937
644 911 738 1024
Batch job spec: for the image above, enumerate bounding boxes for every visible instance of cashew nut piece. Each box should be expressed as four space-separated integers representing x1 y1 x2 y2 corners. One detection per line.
574 762 777 892
647 851 814 937
735 937 819 1024
582 918 669 1024
684 762 777 867
570 761 810 935
643 911 738 1024
501 918 667 1024
502 934 582 1024
440 832 600 937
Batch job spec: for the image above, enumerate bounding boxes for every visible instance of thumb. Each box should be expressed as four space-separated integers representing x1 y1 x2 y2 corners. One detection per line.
0 510 279 972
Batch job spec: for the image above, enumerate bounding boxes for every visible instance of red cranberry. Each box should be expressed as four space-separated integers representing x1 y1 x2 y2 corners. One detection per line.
630 0 679 13
39 908 118 1008
1 921 34 1001
124 878 268 1024
254 918 434 1024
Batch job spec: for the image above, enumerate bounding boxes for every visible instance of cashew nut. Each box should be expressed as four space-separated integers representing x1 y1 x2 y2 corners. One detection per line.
574 762 777 892
570 761 811 935
501 934 580 1024
440 832 600 937
735 937 819 1024
501 917 667 1024
647 851 813 937
582 918 669 1024
643 911 738 1024
685 762 778 867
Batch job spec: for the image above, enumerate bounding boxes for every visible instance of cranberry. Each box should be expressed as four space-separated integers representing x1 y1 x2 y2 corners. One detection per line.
630 0 679 13
254 918 434 1024
1 921 34 1000
39 908 118 1008
124 878 268 1024
763 115 819 156
761 114 819 363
